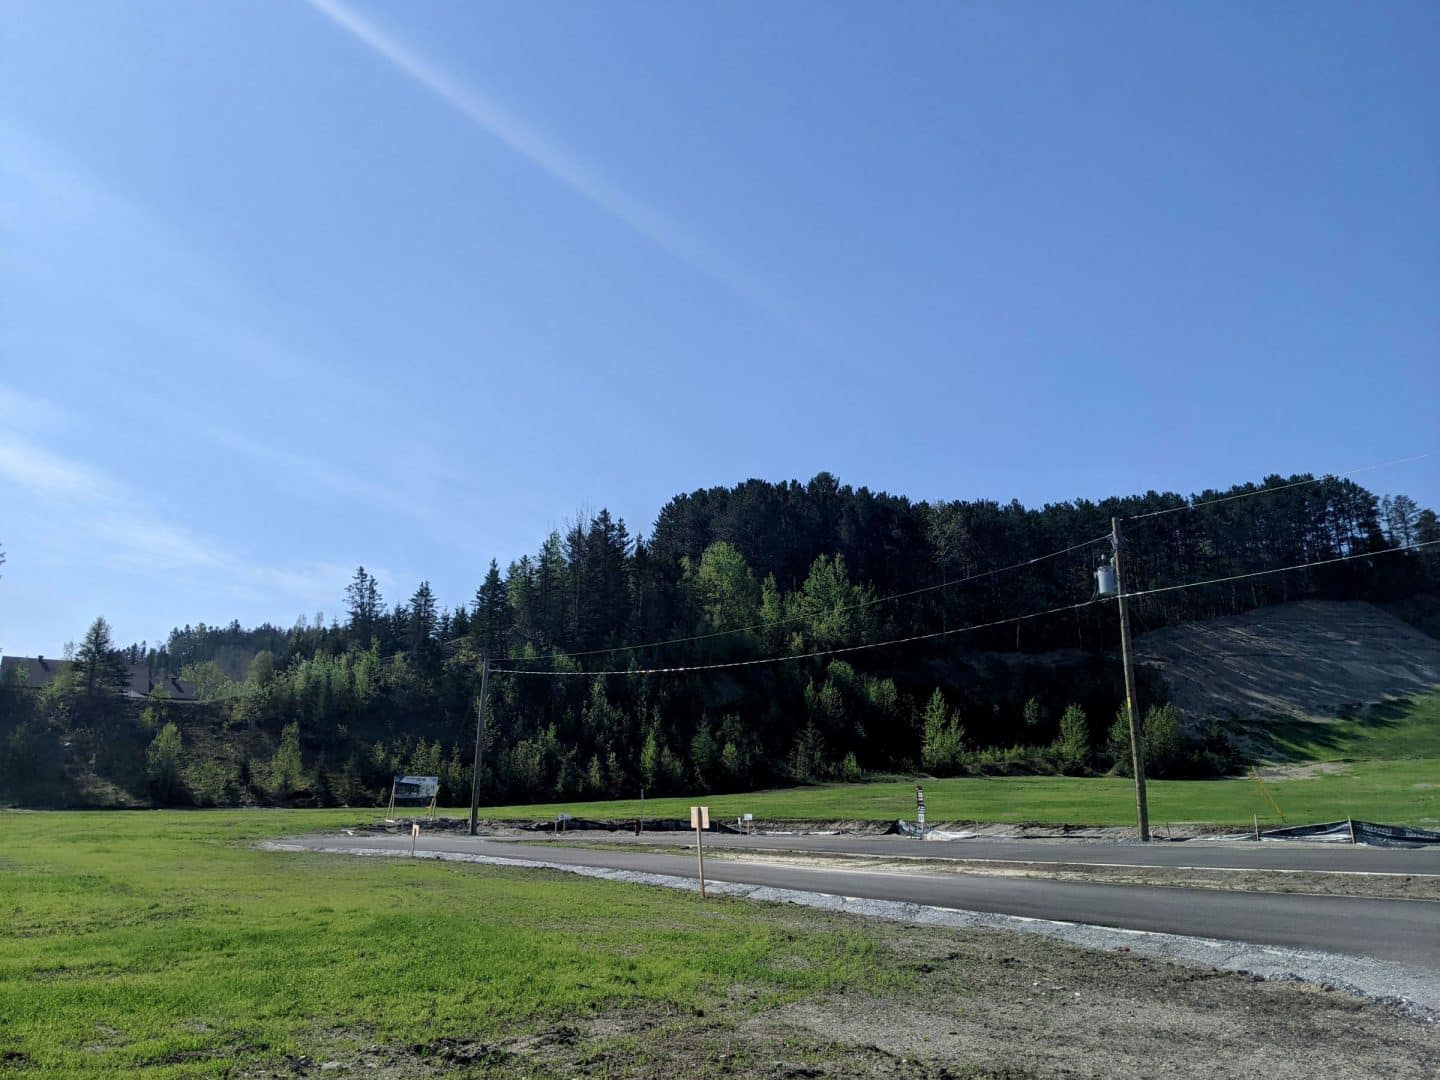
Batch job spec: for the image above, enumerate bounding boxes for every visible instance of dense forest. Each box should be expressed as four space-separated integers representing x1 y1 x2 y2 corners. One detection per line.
2 471 1437 809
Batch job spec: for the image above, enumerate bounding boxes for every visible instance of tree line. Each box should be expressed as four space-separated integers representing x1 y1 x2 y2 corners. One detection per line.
2 471 1435 808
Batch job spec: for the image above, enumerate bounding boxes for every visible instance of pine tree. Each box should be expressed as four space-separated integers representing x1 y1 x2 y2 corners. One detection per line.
344 566 383 645
407 582 438 662
473 560 511 658
1053 704 1090 774
73 617 129 697
920 689 966 775
269 722 307 800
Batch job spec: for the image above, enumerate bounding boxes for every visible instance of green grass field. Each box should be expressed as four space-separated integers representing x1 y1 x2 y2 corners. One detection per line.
0 810 910 1076
2 698 1433 1072
7 809 1436 1077
469 692 1440 829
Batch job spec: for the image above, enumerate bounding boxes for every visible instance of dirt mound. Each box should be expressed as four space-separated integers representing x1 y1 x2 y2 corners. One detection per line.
1134 600 1440 722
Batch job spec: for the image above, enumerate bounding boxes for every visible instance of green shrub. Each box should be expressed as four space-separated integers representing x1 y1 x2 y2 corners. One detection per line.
920 690 967 776
1053 704 1090 775
146 723 188 803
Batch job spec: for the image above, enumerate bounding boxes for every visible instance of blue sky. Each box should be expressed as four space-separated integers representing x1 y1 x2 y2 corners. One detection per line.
2 1 1436 656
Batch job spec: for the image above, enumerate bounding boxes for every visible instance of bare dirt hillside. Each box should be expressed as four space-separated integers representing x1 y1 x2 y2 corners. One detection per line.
1133 600 1440 722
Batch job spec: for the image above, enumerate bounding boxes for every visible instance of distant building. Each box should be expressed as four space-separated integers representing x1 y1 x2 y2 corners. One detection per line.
0 655 200 702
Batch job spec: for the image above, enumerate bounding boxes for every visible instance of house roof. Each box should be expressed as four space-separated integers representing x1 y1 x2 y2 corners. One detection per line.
0 655 200 701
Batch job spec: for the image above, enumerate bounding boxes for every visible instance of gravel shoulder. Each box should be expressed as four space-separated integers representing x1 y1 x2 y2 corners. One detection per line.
516 839 1440 900
709 849 1440 900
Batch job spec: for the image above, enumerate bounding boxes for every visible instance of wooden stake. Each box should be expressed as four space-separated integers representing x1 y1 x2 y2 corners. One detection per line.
691 805 709 898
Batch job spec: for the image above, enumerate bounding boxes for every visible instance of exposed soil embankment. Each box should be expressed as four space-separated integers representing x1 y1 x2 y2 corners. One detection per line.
1134 600 1440 722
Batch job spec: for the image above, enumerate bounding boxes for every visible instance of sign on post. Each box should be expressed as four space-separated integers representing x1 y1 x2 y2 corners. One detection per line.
690 805 710 897
410 821 420 856
916 784 926 831
389 775 440 820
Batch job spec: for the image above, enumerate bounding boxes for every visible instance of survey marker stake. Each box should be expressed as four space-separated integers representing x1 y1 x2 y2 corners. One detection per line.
691 805 710 897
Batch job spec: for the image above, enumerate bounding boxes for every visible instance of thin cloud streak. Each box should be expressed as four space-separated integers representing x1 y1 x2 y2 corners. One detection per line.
0 421 349 608
304 0 772 309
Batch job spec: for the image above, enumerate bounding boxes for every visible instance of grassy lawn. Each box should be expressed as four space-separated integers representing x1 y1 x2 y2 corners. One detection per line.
0 809 907 1076
6 809 1438 1077
469 692 1440 829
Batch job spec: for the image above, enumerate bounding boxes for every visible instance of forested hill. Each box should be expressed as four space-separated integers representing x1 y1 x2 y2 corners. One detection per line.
3 471 1437 809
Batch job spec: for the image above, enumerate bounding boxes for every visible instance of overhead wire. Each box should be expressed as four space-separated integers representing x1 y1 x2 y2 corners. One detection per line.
492 532 1111 665
491 597 1108 677
1124 452 1431 522
1120 539 1440 601
369 451 1428 672
493 538 1439 679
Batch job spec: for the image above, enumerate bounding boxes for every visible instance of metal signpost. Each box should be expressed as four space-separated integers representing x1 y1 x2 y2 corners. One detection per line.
916 784 926 833
690 805 710 897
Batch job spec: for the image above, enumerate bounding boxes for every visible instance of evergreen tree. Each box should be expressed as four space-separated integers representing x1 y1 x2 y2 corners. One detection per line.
344 566 384 645
473 559 512 658
1053 704 1090 774
73 617 129 698
920 689 966 775
269 723 307 799
407 582 438 663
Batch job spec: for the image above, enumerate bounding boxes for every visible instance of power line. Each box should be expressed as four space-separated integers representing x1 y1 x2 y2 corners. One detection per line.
1124 452 1431 523
376 451 1428 670
1121 539 1439 601
493 532 1110 665
494 538 1439 679
491 597 1108 678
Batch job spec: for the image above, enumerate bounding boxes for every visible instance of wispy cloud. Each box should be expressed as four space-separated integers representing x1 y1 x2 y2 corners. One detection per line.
304 0 771 308
0 128 482 533
0 436 109 501
0 387 354 608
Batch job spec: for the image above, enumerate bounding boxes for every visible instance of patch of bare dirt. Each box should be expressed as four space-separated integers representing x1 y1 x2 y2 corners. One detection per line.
758 925 1440 1079
1132 600 1440 724
1252 761 1353 780
242 917 1440 1079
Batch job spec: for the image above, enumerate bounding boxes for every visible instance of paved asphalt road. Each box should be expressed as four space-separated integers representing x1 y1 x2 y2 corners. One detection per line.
295 833 1440 969
499 830 1440 874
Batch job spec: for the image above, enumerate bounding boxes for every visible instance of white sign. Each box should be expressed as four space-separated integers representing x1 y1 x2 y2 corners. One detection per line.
394 775 439 799
411 823 420 838
742 813 753 822
690 805 710 829
916 785 926 827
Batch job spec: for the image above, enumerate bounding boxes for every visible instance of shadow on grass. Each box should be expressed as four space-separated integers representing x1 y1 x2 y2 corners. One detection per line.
1247 697 1414 763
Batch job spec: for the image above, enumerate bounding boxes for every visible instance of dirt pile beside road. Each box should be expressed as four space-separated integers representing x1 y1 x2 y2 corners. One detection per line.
1134 600 1440 722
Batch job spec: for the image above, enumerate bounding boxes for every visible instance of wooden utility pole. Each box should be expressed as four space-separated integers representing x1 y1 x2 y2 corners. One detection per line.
468 657 490 837
1111 517 1151 842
